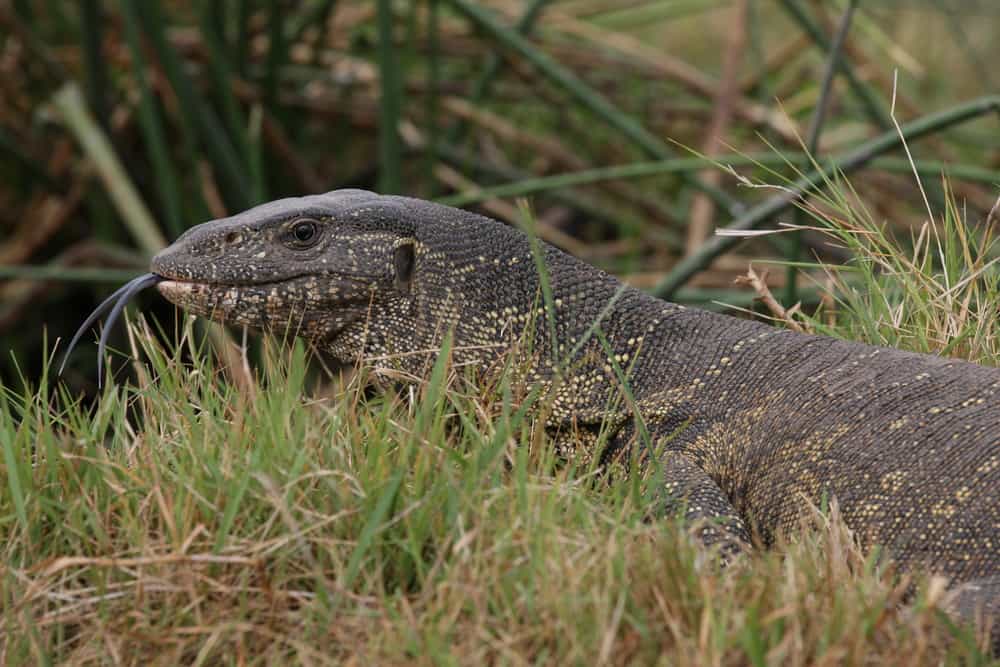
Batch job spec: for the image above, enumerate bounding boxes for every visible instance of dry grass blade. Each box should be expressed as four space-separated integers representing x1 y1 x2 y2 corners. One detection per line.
686 0 749 255
733 265 809 333
52 83 166 255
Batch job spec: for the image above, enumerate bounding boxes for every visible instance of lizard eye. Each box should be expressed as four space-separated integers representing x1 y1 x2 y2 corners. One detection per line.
286 218 321 248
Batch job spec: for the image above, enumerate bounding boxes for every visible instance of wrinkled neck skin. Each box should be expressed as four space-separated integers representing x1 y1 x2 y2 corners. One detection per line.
326 210 715 427
325 246 537 377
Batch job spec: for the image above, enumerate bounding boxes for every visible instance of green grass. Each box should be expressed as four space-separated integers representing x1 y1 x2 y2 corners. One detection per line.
804 178 1000 365
741 162 1000 366
3 178 1000 664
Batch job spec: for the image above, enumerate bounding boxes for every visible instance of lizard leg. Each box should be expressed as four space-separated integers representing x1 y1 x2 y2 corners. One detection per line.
950 576 1000 656
547 423 606 469
553 418 751 561
651 450 753 562
606 419 752 559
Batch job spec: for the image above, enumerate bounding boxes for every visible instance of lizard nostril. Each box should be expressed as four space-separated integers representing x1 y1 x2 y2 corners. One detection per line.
225 231 241 245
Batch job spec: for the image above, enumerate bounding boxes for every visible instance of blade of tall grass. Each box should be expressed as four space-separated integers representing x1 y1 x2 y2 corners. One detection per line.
0 266 143 282
591 0 730 28
424 0 441 195
445 0 552 146
234 0 252 76
264 0 288 133
777 0 890 130
653 94 1000 297
377 0 402 194
200 2 253 166
205 0 227 46
133 0 252 209
519 202 559 368
433 142 665 245
339 444 403 593
287 0 340 44
120 1 186 236
437 154 997 208
248 105 266 203
786 0 857 304
0 390 29 536
79 0 109 131
447 0 741 219
52 83 166 255
780 1 945 222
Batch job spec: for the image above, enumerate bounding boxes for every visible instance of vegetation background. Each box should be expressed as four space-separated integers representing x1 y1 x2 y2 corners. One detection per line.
1 0 999 663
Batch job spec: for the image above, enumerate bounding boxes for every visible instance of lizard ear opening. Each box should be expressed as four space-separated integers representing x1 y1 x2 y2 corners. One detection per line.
393 239 416 293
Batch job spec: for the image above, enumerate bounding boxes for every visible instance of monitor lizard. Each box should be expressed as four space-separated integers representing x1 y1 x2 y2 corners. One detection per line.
64 189 1000 650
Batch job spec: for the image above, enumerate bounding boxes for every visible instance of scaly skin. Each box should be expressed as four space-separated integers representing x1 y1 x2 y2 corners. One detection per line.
150 190 999 646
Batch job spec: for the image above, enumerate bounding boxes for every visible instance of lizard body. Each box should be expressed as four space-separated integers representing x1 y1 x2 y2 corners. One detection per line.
118 190 997 645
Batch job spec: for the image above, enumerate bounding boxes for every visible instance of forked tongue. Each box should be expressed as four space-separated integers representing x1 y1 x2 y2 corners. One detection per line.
59 273 164 386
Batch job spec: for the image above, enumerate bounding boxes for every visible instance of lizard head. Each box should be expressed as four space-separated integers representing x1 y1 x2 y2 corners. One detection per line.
67 188 629 383
151 190 423 357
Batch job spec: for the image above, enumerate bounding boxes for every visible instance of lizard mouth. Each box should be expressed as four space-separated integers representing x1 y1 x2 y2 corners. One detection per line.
153 278 244 312
59 274 280 385
60 270 376 385
155 278 198 296
59 274 269 385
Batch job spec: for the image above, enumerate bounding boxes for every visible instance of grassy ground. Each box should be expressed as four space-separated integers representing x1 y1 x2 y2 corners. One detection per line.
3 177 999 665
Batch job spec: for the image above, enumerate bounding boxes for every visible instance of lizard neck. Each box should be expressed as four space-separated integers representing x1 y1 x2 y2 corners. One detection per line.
319 208 734 402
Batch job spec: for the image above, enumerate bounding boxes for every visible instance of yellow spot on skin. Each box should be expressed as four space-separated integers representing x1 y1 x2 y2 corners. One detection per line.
931 501 957 518
977 457 999 474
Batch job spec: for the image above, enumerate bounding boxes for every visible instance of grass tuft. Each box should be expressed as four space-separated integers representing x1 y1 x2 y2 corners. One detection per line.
3 249 998 662
789 175 1000 365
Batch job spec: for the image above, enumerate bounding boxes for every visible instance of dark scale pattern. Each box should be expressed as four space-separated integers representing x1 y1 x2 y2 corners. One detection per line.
151 190 999 646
